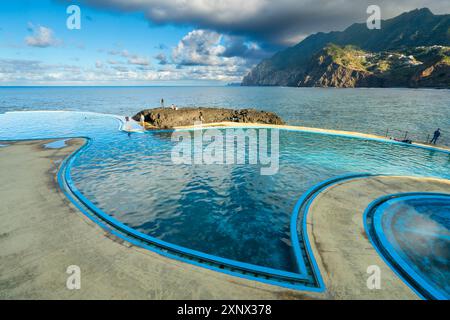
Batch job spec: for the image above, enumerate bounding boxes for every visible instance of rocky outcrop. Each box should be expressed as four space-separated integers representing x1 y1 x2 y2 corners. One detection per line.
300 65 369 88
296 51 372 88
409 61 450 88
133 107 285 129
242 61 303 87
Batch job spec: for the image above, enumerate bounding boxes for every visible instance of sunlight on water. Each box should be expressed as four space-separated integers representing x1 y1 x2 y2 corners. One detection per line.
378 197 450 298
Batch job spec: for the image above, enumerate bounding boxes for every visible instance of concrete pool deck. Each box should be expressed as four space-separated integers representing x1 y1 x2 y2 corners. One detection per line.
0 138 449 299
306 175 450 299
0 139 322 300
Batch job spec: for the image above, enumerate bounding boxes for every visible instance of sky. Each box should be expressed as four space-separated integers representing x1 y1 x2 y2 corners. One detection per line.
0 0 449 86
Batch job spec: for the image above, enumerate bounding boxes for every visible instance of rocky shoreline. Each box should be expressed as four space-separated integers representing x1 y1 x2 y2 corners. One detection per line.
133 107 285 129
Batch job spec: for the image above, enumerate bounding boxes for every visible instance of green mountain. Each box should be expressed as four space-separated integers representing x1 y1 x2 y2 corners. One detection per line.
242 8 450 88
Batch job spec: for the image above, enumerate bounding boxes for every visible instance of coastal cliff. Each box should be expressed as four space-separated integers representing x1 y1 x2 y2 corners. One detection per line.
242 8 450 88
292 44 450 88
133 107 285 129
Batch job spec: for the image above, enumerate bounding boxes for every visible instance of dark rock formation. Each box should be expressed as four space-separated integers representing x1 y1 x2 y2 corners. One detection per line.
133 107 285 129
409 60 450 88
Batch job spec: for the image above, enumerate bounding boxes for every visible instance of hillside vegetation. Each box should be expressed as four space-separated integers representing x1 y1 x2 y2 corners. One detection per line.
242 8 450 88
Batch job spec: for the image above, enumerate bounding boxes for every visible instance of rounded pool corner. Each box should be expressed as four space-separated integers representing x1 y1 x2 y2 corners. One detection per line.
364 192 450 300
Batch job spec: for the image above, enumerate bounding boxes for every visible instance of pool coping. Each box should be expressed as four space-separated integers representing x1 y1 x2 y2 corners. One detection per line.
0 112 319 290
363 192 450 300
171 122 450 154
2 110 450 295
57 140 387 293
58 150 450 296
58 136 326 290
289 173 379 289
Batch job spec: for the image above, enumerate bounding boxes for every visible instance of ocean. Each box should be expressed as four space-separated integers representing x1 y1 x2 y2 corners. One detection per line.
1 86 449 145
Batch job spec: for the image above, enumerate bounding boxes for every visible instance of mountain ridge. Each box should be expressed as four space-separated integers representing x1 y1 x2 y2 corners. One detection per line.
242 8 450 88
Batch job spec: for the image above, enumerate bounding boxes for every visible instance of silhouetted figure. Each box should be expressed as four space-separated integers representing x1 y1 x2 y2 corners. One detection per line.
124 116 131 129
430 128 441 145
160 98 165 108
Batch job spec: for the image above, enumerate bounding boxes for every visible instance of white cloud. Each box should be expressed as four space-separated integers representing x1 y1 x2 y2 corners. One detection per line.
107 48 151 66
171 29 261 68
169 29 255 81
3 27 267 84
172 29 226 66
25 24 60 48
127 55 150 66
0 54 246 84
155 53 168 65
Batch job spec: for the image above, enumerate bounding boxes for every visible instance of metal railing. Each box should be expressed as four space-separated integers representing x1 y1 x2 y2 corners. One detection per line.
384 128 442 146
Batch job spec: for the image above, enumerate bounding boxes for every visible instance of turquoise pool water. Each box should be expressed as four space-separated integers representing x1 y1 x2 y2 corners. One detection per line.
1 111 449 275
369 195 450 299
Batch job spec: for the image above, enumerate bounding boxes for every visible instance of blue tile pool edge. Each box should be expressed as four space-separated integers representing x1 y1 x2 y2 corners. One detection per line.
59 139 382 292
0 112 319 290
169 125 450 155
363 192 450 300
64 148 309 282
290 173 378 290
2 111 450 294
56 145 450 296
58 137 325 291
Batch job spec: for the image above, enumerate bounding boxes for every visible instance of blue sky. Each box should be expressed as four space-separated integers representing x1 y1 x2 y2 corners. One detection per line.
0 1 201 85
0 0 448 85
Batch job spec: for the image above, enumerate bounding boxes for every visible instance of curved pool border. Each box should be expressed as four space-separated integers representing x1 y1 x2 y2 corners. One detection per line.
2 110 450 293
171 122 450 155
59 137 323 291
363 192 450 300
58 141 376 291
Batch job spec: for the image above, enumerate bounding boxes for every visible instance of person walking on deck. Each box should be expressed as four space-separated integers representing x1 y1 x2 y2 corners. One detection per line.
430 128 441 144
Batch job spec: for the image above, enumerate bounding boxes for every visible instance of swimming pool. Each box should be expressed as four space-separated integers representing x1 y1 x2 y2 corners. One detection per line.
1 111 449 291
365 194 450 299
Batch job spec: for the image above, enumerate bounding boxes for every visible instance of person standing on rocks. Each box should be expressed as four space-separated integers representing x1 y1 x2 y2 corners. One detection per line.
124 116 131 130
160 98 165 108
